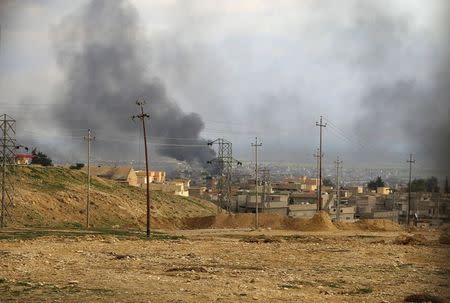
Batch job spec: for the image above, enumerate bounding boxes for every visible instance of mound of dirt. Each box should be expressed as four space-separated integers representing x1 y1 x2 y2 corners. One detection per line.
393 233 428 245
294 211 337 231
183 213 285 229
336 219 402 232
183 211 337 232
10 166 217 230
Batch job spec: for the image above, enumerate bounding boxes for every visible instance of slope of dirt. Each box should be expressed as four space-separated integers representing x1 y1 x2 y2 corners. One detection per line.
183 211 337 231
9 166 217 229
336 219 402 232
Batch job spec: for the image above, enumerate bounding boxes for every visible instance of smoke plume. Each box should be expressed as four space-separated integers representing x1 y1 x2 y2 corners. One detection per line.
51 0 215 166
355 1 450 175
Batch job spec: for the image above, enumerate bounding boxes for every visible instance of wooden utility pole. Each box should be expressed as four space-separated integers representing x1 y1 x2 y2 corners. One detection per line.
334 156 343 222
316 116 326 211
251 137 262 229
407 154 415 226
133 99 151 239
313 148 321 206
84 129 95 228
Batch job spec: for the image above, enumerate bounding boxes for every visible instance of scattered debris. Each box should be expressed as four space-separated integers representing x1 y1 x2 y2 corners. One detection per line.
241 235 281 244
107 252 134 260
166 266 208 273
393 234 428 245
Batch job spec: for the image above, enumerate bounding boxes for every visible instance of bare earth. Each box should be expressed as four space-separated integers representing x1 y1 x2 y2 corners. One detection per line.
0 228 449 303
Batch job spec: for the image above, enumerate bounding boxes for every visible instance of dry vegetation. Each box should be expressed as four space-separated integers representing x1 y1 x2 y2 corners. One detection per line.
0 166 449 302
11 166 217 229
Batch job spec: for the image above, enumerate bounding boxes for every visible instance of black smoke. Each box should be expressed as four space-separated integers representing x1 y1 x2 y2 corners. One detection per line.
354 1 450 176
51 0 215 166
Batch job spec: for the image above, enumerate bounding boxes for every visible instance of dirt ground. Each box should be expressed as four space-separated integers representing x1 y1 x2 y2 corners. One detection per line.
0 228 449 303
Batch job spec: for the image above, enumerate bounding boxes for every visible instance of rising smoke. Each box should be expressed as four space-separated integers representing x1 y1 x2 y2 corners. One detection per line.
51 0 215 166
354 1 450 175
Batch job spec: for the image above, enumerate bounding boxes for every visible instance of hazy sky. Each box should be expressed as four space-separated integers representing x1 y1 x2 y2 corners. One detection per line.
0 0 448 173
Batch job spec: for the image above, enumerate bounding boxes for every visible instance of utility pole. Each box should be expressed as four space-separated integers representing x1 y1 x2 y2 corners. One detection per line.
207 138 241 212
251 137 262 229
313 148 321 206
407 154 415 226
334 156 343 222
260 168 270 211
0 114 16 228
1 115 6 228
316 116 326 211
133 99 151 239
84 129 95 228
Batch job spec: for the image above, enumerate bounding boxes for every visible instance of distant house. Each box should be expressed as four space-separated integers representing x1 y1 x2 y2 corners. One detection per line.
376 187 391 195
189 186 207 198
148 180 190 197
87 165 138 187
136 170 166 186
15 153 33 165
329 206 356 222
288 203 317 218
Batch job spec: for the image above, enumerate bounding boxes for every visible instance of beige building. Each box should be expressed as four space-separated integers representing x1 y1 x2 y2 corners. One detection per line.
376 187 391 195
148 182 189 197
87 165 138 186
329 206 356 222
15 154 33 165
189 186 207 198
288 203 317 218
168 179 190 197
349 186 364 194
136 170 166 185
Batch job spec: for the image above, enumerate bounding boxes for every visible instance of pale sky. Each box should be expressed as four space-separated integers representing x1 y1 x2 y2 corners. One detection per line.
0 0 448 172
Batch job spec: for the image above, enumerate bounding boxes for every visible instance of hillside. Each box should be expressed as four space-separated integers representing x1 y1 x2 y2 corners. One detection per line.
8 165 217 229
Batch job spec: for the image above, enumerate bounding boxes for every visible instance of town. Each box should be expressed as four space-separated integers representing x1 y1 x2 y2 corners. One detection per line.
1 0 449 302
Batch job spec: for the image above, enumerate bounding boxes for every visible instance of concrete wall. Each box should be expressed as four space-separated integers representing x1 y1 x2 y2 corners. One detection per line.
288 204 317 219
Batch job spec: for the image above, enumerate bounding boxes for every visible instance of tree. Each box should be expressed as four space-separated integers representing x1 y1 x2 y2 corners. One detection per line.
323 178 334 187
70 163 85 170
410 179 426 192
31 148 53 166
410 177 440 193
425 176 439 193
445 176 449 194
368 176 385 190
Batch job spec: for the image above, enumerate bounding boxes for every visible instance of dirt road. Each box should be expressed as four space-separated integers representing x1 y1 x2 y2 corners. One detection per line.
0 228 448 302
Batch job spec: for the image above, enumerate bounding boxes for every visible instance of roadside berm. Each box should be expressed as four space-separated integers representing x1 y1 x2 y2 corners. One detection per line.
182 211 403 232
